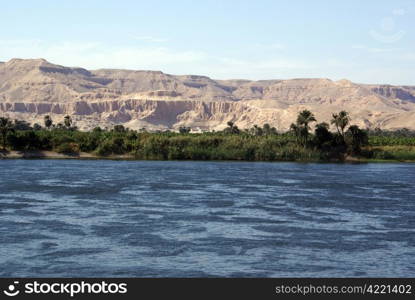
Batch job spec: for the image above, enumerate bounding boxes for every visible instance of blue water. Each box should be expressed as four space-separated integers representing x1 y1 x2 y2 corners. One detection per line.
0 160 414 277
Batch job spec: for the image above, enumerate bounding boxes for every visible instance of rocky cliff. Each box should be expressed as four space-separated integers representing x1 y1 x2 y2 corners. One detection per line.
1 58 415 131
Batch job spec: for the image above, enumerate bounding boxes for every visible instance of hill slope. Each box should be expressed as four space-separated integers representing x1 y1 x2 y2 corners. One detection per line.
1 58 415 130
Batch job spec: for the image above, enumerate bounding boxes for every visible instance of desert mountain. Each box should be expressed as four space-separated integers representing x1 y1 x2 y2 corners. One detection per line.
1 58 415 131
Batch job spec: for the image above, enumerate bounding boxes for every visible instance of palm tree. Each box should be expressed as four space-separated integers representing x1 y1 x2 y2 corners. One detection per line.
295 110 316 146
315 122 329 130
179 126 191 134
331 111 350 138
346 125 368 154
44 115 53 129
250 124 262 136
225 121 240 134
0 117 13 150
64 115 72 128
297 110 316 129
263 123 271 135
227 121 234 130
313 122 332 149
290 123 301 144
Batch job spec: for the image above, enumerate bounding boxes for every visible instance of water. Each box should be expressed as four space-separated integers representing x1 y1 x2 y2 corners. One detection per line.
0 160 414 277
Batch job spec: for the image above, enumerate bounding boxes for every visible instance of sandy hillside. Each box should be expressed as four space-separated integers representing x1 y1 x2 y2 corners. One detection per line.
1 58 415 131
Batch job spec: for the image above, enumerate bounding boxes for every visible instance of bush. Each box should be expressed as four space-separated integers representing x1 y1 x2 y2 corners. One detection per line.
372 150 395 160
95 142 113 156
51 135 75 149
55 142 80 154
95 137 126 156
7 131 42 151
372 146 415 161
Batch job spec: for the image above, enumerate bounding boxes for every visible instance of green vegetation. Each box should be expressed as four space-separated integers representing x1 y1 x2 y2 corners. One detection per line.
1 112 415 162
0 117 14 150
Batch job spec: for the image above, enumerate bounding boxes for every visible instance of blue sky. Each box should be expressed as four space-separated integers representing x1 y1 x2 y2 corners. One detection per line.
1 0 414 84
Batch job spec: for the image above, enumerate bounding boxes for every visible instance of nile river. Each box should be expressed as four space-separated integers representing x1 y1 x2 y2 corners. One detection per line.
0 160 414 277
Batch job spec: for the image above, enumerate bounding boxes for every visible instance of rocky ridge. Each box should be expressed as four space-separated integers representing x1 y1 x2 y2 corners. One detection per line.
1 58 414 131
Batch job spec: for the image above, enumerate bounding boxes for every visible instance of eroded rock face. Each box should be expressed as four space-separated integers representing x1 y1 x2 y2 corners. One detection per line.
1 58 415 130
368 85 415 103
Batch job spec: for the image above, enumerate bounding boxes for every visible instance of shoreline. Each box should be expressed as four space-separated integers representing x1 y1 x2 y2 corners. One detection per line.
0 150 134 160
1 150 414 163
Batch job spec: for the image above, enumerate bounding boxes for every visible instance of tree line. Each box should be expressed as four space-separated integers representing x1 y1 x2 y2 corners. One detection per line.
1 111 414 161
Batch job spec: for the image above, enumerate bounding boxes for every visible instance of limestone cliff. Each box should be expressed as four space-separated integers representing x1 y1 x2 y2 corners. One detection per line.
1 58 415 131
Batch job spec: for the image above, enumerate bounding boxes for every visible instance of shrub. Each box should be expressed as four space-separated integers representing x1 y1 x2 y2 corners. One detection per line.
55 142 80 154
95 137 126 156
7 131 42 151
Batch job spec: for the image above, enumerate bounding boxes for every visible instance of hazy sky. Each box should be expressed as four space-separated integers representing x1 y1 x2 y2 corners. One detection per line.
1 0 414 84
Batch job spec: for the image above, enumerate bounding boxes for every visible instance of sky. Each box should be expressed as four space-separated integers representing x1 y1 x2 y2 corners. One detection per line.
0 0 414 85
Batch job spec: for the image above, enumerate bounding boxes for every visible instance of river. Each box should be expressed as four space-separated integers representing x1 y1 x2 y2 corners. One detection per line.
0 160 414 277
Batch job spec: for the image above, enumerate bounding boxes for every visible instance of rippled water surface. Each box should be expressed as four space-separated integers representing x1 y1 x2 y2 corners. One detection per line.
0 160 414 277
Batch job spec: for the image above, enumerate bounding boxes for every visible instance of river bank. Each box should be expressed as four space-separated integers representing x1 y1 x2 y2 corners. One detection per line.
0 150 133 160
1 150 415 163
2 113 415 163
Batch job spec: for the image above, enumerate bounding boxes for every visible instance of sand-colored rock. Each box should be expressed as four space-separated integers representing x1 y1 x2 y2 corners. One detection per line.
1 58 415 131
